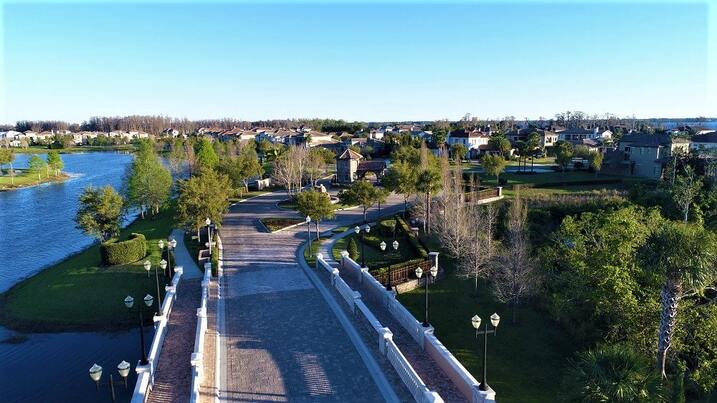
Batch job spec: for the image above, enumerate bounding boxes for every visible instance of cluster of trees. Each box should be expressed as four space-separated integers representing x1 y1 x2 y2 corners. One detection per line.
0 148 16 184
271 145 334 195
26 151 64 183
125 141 172 218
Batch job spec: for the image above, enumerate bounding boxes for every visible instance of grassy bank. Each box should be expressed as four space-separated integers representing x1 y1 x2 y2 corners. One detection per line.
0 171 70 190
14 145 137 154
0 208 175 332
398 268 576 402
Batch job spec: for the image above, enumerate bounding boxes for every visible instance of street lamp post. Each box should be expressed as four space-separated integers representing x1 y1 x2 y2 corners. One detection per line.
380 240 399 291
145 260 162 309
205 218 212 255
159 259 168 286
354 224 371 268
306 216 311 245
471 313 501 391
88 361 131 402
125 294 155 366
415 265 438 327
168 238 177 278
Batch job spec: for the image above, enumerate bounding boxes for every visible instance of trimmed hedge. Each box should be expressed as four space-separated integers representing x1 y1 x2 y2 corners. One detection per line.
394 216 429 259
101 233 147 266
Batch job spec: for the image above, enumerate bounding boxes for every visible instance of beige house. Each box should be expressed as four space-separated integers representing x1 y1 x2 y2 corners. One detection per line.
605 134 690 179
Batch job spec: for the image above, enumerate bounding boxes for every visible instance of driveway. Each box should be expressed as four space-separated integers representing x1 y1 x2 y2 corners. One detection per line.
218 191 404 402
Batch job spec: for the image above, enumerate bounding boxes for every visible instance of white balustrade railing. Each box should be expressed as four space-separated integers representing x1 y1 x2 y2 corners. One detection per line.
386 339 443 403
131 266 184 403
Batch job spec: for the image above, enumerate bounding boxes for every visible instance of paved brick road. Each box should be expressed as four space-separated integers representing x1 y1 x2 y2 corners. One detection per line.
218 192 401 402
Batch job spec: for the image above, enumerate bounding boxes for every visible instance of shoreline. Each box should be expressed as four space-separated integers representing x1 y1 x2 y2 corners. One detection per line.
13 145 137 154
0 172 71 191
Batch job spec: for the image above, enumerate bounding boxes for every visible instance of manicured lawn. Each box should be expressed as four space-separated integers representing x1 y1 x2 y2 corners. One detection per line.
398 273 576 402
259 217 304 232
0 208 176 332
0 171 69 190
331 229 422 271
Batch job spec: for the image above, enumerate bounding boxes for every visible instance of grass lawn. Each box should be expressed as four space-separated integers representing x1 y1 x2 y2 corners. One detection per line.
259 217 304 232
0 170 69 190
228 190 268 203
398 273 576 402
0 208 176 332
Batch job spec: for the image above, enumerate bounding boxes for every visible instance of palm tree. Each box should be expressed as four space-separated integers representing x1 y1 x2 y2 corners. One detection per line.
561 344 663 402
642 221 717 378
415 168 441 233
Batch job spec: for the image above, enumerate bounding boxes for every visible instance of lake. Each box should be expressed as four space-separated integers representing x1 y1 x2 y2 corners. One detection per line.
0 151 153 402
0 152 134 293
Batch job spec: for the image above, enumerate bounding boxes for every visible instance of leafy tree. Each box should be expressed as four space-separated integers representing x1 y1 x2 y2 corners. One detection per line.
382 160 416 216
296 190 335 240
347 237 359 261
450 143 468 161
176 167 232 238
0 148 15 185
232 141 264 195
642 221 717 378
561 344 663 403
671 165 702 222
196 138 219 170
27 154 47 183
481 154 507 184
46 150 64 176
527 132 541 172
126 142 172 218
75 185 125 241
589 151 603 177
391 145 420 165
338 180 377 223
167 138 186 174
488 135 511 157
432 128 448 146
541 206 663 346
555 140 574 173
374 187 390 218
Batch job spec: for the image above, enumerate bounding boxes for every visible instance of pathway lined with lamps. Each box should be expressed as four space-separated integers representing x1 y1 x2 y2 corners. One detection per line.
144 231 203 403
317 229 467 402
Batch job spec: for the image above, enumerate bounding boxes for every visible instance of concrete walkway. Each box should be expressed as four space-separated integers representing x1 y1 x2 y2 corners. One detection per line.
320 228 468 402
218 191 406 402
147 229 204 403
171 228 203 279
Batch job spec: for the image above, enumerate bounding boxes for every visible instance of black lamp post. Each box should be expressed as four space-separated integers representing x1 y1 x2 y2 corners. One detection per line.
88 361 131 402
415 265 438 327
125 294 154 366
205 218 212 255
380 239 399 291
306 215 311 245
354 224 371 267
471 313 501 391
144 260 162 310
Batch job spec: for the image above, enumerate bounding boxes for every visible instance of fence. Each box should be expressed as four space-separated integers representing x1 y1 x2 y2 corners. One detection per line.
131 266 184 403
315 253 442 403
373 258 434 287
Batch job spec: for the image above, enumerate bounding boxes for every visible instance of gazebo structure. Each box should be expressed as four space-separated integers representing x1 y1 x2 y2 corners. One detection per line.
336 149 386 184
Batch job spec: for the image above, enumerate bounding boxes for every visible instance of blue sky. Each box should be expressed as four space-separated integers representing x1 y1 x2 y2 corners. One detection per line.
1 1 715 123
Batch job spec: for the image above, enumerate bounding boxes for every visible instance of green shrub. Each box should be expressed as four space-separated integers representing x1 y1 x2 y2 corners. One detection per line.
101 233 147 266
395 215 429 258
348 237 359 260
377 218 397 237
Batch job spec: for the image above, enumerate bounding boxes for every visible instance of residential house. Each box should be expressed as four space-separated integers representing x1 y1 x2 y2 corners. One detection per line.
447 129 491 158
690 133 717 154
602 133 690 179
505 128 558 149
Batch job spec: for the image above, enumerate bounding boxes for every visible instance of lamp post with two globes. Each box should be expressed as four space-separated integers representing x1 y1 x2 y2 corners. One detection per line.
354 224 371 267
414 265 438 327
205 218 212 255
144 260 163 309
379 239 399 291
124 294 155 366
471 313 501 391
88 360 131 402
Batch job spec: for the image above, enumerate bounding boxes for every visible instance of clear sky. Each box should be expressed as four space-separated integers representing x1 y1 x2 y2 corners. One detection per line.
1 0 715 124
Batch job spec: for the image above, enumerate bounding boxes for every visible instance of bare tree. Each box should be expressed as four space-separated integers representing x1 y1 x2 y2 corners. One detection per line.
272 145 309 196
457 194 498 292
492 193 539 323
434 155 469 258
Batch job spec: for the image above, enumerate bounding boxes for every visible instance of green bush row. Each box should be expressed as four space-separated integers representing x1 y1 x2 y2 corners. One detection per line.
394 215 429 259
513 178 622 190
101 233 147 266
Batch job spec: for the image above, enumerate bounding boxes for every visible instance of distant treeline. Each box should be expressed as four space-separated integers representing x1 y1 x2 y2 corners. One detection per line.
6 116 368 136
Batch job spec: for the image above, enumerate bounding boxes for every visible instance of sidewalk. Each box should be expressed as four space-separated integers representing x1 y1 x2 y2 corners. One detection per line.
319 229 467 402
147 229 204 403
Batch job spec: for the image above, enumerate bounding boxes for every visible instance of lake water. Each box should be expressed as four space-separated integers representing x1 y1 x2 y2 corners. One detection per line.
0 152 134 293
0 152 153 402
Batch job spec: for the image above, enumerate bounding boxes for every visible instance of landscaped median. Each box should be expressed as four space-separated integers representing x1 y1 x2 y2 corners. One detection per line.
0 208 176 332
258 217 304 232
